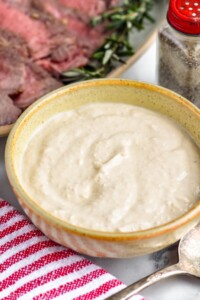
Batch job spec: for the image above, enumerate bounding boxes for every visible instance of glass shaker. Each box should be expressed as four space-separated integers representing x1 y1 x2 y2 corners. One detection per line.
158 0 200 107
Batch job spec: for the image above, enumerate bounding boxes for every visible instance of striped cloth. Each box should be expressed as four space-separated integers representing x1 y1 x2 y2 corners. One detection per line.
0 199 145 300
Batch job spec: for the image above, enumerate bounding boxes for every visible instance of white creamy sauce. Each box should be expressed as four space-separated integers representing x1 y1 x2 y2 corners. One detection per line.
21 103 200 232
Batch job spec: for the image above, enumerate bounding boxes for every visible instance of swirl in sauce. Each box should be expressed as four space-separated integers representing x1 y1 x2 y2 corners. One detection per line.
21 103 200 232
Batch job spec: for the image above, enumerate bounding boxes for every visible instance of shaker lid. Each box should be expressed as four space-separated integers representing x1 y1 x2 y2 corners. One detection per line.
167 0 200 34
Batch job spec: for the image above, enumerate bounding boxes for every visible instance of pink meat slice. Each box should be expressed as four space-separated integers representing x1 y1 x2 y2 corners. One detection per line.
0 93 21 125
0 0 88 74
0 48 26 95
66 17 105 56
59 0 106 17
36 37 88 74
29 1 90 73
0 28 29 58
0 1 72 61
32 0 65 20
13 62 62 108
1 0 31 12
0 1 51 59
38 55 88 75
32 0 105 57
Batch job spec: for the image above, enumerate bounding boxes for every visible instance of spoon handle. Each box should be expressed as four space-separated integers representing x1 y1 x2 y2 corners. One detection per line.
106 263 186 300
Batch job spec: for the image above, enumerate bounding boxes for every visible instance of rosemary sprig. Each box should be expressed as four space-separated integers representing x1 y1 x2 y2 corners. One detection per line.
61 0 155 83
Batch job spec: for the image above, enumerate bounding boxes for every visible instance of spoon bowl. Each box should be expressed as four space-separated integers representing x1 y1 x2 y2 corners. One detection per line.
179 223 200 277
107 223 200 299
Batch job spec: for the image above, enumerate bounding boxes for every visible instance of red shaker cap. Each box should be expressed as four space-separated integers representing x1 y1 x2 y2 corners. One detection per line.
167 0 200 34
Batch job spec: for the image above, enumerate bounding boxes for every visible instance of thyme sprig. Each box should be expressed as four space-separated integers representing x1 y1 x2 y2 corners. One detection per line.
61 0 155 83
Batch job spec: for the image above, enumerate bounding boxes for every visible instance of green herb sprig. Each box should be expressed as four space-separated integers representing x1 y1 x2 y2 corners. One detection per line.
61 0 155 83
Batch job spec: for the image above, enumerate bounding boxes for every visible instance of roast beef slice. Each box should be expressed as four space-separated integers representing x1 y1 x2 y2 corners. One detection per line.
59 0 121 18
0 1 51 59
31 0 105 57
0 48 26 95
38 54 88 75
1 0 31 12
31 0 67 20
0 1 71 60
13 62 62 108
0 28 29 58
59 0 106 18
0 1 87 71
0 93 21 125
65 17 105 56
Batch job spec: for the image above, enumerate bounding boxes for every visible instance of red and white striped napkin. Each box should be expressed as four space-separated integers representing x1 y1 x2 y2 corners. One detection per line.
0 199 145 300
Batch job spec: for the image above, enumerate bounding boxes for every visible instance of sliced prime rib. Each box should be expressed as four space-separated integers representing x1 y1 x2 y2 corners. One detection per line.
0 47 26 95
46 33 88 74
0 28 29 58
0 93 21 125
38 55 88 75
0 28 62 110
1 0 31 12
59 0 107 18
0 1 89 74
0 0 119 74
0 1 51 59
0 1 78 60
64 17 105 56
13 62 62 108
0 0 120 126
31 0 105 57
59 0 120 19
36 39 88 75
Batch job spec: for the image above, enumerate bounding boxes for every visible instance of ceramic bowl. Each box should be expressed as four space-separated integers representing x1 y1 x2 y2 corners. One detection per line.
5 79 200 258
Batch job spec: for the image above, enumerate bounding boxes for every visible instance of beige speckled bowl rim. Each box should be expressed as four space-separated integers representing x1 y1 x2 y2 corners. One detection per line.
5 79 200 242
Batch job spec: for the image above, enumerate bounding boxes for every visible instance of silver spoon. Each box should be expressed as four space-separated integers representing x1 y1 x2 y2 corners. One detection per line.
106 223 200 300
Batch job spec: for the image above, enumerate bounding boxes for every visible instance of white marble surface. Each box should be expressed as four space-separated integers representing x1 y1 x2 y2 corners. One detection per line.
1 42 200 299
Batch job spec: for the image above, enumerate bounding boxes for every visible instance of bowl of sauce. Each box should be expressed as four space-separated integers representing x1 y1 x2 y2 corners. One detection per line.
5 79 200 257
